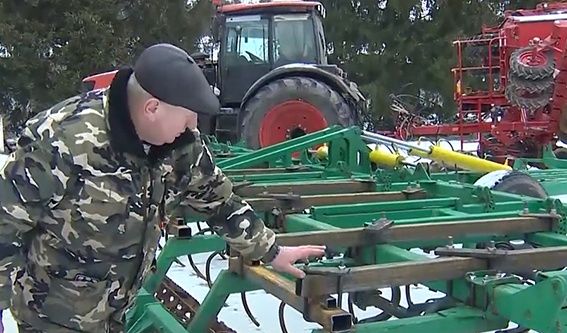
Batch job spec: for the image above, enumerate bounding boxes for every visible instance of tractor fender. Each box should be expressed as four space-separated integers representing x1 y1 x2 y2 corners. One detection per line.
240 64 366 108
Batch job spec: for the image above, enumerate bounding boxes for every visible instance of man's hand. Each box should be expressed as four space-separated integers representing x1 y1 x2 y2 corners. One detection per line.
270 245 326 278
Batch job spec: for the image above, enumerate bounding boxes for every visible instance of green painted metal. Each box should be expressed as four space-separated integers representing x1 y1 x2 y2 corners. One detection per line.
125 171 567 332
125 127 567 333
206 126 567 197
216 125 371 172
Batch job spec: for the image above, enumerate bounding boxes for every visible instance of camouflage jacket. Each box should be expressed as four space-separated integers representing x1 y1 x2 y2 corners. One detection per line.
0 74 277 332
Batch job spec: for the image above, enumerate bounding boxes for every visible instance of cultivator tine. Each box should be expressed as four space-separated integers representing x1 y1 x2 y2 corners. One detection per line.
188 255 206 280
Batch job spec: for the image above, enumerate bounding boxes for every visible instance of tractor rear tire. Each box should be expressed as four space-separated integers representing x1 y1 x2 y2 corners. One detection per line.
239 76 356 149
473 170 547 198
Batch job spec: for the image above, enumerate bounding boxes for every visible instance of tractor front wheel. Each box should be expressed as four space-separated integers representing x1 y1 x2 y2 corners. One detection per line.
239 76 356 149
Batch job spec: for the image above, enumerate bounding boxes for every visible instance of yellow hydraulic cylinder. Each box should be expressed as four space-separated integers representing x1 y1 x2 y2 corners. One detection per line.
369 147 405 168
410 145 511 173
316 144 329 159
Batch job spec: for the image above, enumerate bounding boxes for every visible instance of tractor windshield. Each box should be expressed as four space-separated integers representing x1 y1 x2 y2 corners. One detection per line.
224 13 317 67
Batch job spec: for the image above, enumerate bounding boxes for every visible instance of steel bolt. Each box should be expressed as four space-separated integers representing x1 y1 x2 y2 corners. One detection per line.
447 236 454 248
487 240 496 253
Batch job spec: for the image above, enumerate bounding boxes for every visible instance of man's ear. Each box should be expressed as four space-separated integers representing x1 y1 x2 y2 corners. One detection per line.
143 98 159 121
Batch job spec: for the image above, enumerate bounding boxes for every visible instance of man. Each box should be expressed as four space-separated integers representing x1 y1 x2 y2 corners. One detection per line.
0 43 325 333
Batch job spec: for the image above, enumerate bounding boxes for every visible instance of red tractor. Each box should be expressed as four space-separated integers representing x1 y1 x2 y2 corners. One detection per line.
82 0 369 149
391 2 567 162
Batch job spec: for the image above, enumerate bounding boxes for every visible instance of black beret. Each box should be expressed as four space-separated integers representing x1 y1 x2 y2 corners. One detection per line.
133 43 219 116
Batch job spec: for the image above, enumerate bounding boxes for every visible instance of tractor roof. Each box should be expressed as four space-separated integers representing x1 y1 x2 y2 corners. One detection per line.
217 1 322 15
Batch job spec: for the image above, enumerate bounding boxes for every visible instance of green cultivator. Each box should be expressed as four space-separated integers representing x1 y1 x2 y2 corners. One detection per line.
125 126 567 333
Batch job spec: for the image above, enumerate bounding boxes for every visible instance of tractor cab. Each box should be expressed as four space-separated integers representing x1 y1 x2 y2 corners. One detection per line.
212 1 328 104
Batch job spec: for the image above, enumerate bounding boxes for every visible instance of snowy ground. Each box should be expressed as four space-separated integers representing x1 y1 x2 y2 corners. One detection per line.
3 139 565 332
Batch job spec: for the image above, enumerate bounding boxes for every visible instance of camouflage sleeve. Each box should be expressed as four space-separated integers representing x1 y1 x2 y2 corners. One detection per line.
166 133 278 262
0 126 72 310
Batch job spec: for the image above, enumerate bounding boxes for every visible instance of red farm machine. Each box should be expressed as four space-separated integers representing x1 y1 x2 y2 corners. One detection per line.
82 0 369 149
391 2 567 162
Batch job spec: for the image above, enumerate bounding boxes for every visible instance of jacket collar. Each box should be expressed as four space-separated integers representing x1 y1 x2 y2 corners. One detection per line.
105 67 196 163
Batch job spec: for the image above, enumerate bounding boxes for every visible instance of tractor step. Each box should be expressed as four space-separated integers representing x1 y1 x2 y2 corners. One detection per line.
215 112 239 144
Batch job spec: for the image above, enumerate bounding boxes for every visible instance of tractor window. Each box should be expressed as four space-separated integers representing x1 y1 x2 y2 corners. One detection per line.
225 15 270 65
274 13 317 65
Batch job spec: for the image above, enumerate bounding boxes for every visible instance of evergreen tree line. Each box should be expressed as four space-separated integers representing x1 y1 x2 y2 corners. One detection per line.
0 0 545 133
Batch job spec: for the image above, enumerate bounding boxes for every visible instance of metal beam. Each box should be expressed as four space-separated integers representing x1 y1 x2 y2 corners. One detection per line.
275 216 554 247
224 166 311 175
227 258 353 331
246 191 427 211
235 179 377 197
298 245 567 298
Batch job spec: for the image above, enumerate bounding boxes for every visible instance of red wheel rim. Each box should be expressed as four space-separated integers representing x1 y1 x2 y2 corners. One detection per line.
518 50 547 67
259 101 328 148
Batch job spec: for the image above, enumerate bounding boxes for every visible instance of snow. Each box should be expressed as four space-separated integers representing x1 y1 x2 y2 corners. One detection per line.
1 139 563 332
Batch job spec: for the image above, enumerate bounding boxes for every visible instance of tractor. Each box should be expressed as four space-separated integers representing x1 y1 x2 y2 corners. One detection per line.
82 0 368 149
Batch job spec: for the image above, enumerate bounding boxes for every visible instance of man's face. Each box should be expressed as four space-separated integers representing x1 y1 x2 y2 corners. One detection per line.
137 98 198 146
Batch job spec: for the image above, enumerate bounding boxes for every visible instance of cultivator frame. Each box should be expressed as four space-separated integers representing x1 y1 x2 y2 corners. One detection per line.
125 126 567 333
